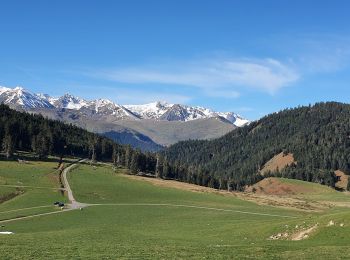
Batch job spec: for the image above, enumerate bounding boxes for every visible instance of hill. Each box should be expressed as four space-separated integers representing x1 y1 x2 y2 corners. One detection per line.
162 102 350 191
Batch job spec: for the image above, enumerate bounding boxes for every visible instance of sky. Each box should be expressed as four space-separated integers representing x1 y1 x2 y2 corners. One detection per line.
1 0 350 120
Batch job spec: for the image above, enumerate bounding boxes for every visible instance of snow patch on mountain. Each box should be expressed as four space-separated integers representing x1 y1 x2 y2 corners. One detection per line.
124 101 172 119
52 93 90 110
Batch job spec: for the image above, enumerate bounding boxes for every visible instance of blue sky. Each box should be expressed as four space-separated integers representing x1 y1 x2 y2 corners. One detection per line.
1 0 350 119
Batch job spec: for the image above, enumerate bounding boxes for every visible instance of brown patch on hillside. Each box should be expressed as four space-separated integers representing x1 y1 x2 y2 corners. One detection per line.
122 175 332 212
335 170 349 190
260 152 295 175
245 177 310 196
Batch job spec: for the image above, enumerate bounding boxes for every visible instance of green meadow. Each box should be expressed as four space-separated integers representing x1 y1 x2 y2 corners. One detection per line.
0 159 350 259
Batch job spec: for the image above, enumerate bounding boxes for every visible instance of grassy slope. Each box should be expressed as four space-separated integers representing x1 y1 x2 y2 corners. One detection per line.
277 178 350 202
1 162 350 259
0 158 67 221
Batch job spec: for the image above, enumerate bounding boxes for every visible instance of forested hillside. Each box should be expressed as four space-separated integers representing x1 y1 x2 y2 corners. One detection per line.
0 104 156 173
161 102 350 191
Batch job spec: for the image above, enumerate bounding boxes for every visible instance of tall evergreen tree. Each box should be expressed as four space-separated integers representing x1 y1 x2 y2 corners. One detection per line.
124 145 131 168
130 151 139 174
2 133 13 159
155 154 163 178
112 144 117 166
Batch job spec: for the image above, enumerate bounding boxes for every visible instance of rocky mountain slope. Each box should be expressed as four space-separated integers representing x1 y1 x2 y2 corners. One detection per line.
0 86 249 150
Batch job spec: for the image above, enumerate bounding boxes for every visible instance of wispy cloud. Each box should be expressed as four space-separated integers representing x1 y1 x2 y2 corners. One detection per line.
266 34 350 73
92 58 300 96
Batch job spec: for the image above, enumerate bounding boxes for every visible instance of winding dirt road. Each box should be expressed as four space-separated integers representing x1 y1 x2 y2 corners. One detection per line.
61 159 89 209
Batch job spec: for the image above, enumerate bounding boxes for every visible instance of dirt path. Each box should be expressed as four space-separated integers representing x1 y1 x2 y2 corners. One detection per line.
61 159 89 209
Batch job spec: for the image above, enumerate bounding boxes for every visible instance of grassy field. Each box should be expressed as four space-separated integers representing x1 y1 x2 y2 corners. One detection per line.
0 156 71 221
1 160 350 259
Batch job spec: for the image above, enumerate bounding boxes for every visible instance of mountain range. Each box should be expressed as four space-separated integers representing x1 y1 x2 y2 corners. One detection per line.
0 86 249 150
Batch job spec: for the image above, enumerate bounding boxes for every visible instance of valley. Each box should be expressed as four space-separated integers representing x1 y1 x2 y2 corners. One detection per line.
2 2 349 258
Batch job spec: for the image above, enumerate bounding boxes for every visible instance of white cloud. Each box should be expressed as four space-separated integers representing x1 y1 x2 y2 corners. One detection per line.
94 58 300 96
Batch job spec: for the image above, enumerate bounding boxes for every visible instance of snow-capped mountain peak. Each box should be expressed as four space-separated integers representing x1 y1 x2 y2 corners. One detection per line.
0 86 54 109
0 86 12 95
0 86 249 126
52 93 89 110
124 101 173 119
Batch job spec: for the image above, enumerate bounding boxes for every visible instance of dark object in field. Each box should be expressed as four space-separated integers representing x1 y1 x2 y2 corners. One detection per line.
54 202 65 207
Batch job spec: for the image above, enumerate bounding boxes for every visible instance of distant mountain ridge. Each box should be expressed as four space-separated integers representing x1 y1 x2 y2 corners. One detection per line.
0 86 249 127
0 86 249 151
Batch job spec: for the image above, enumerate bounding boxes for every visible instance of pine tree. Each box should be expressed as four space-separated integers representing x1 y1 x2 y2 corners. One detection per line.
130 152 139 174
155 154 163 178
36 132 49 159
88 135 98 163
124 145 131 167
2 134 13 159
101 139 107 158
112 144 117 166
163 158 170 178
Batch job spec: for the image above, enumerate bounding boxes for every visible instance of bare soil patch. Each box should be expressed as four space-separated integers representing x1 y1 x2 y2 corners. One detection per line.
245 177 311 196
261 152 295 175
335 170 348 190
